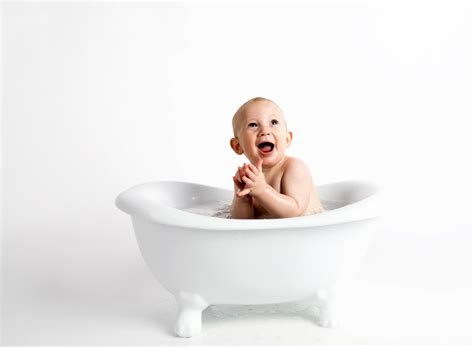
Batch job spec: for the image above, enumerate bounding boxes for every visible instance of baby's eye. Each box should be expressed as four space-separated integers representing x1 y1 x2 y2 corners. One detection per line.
248 122 258 128
271 119 279 125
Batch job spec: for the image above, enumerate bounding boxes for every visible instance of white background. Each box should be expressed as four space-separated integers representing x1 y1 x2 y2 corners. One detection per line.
1 1 472 344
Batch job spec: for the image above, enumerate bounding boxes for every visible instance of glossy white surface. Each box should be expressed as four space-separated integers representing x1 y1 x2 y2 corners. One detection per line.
116 181 380 337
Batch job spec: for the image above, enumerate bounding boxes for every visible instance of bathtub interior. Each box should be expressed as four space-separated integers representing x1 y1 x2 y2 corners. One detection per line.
116 180 379 229
164 180 377 215
317 181 377 210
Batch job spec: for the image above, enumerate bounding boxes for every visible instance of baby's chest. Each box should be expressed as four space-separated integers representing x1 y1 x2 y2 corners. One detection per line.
266 174 283 193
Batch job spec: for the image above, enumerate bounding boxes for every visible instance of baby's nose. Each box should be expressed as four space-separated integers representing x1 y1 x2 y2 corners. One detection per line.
259 130 270 136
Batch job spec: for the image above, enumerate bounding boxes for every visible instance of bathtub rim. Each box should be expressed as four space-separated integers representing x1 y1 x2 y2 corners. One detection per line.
115 180 382 231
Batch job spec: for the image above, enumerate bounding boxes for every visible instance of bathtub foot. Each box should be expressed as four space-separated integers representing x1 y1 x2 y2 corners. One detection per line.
174 292 209 338
307 288 341 328
316 304 339 328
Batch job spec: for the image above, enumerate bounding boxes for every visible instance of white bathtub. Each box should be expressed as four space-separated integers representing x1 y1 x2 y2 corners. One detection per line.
115 180 380 337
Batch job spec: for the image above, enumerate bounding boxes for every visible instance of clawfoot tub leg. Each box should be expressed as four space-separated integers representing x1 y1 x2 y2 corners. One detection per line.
306 288 341 328
174 292 209 338
316 300 338 328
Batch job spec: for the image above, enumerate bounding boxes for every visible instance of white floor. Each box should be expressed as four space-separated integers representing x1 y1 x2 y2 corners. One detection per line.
2 213 471 345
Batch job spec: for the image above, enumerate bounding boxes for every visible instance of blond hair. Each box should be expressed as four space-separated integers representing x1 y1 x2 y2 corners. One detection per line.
232 97 283 137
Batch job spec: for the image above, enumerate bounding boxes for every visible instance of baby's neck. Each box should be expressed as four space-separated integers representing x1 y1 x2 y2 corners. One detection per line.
262 155 288 175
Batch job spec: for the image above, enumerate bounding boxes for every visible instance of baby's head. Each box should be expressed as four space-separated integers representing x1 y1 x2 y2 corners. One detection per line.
230 97 293 169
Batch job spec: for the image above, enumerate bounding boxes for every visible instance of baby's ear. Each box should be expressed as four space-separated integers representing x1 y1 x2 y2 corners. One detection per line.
286 131 293 148
230 138 244 155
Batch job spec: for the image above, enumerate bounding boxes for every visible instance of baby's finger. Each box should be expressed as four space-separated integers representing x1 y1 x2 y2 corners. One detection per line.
233 176 241 186
237 188 251 197
243 166 257 180
234 175 246 190
238 166 245 180
242 176 254 186
248 163 260 175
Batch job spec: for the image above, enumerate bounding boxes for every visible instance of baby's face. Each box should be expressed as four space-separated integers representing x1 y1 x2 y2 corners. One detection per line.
231 100 292 168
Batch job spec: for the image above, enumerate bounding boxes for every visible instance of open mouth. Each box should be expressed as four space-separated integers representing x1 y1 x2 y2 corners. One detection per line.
257 142 275 153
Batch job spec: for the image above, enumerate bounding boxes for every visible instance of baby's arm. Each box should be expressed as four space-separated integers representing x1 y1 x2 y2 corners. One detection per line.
242 158 312 218
230 166 255 219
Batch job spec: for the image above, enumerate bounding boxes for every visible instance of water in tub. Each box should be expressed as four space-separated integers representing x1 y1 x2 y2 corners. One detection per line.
182 197 343 218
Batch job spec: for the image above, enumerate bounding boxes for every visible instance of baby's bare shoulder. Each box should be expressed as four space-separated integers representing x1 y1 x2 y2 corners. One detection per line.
281 156 314 194
281 157 312 182
283 156 310 172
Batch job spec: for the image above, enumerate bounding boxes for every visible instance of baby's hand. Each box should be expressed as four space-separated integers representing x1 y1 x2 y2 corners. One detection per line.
233 165 249 198
236 159 268 198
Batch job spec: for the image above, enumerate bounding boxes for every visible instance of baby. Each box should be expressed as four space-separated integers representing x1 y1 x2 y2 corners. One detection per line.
230 97 324 219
